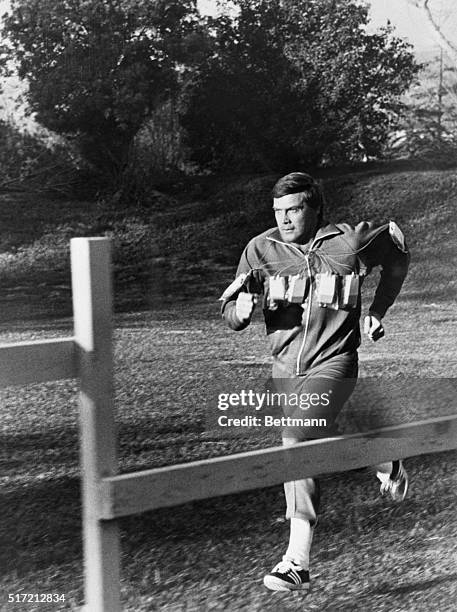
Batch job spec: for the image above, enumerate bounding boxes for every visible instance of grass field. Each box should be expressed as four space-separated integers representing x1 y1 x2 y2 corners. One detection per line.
1 165 457 610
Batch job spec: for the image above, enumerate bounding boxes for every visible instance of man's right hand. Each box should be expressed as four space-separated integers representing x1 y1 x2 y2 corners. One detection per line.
235 292 258 323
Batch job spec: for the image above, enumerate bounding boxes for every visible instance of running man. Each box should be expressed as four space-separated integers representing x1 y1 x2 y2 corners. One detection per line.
221 172 410 593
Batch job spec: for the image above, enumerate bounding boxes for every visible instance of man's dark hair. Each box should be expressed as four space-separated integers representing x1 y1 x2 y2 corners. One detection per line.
272 172 324 225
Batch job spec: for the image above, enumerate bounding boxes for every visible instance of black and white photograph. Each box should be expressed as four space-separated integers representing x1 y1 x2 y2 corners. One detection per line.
1 1 456 610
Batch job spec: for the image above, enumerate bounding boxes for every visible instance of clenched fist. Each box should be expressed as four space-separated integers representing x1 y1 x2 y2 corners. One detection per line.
235 292 258 323
364 314 385 342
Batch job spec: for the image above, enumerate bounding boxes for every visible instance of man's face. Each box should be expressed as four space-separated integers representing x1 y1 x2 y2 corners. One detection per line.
273 192 318 244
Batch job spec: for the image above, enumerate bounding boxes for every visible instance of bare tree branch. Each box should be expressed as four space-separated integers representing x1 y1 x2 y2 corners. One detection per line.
405 0 426 8
404 0 457 61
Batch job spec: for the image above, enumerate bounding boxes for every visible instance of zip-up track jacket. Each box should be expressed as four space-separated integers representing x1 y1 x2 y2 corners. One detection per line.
222 221 410 376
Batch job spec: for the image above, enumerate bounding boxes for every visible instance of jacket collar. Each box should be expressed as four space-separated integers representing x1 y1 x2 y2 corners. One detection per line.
265 222 342 248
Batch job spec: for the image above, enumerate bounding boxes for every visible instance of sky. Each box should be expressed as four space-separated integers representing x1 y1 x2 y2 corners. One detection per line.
368 0 456 53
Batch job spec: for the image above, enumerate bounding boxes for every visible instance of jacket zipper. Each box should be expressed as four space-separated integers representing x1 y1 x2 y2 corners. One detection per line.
294 234 324 375
266 234 323 376
296 253 314 375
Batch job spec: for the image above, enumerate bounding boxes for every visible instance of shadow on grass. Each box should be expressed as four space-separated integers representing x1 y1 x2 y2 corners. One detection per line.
1 476 82 575
374 573 457 596
318 573 457 612
0 316 74 335
1 427 78 451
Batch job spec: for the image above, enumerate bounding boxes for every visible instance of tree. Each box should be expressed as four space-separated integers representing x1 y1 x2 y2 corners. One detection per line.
397 49 457 159
181 0 420 171
0 0 202 179
396 1 457 159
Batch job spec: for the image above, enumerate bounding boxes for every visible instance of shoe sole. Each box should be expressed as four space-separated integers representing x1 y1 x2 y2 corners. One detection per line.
263 575 310 592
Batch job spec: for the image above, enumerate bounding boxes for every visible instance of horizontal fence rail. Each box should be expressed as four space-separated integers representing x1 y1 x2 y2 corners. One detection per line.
0 338 76 387
99 414 457 520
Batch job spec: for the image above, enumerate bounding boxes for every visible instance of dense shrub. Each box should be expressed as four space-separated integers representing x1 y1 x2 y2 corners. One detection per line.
1 0 203 182
0 120 82 195
181 0 419 171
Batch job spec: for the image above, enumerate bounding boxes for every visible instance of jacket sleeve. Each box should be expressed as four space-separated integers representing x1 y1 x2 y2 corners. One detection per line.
354 222 410 319
221 240 264 331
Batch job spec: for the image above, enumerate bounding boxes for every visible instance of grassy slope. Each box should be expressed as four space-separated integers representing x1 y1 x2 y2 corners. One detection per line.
0 165 457 611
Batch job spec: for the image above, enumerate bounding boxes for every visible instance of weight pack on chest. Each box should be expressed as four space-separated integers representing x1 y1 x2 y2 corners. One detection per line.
267 272 360 310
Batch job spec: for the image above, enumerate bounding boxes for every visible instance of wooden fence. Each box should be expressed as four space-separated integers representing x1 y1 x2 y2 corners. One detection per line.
1 237 456 611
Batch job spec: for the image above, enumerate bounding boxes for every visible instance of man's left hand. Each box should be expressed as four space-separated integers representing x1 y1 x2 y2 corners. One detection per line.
364 314 385 342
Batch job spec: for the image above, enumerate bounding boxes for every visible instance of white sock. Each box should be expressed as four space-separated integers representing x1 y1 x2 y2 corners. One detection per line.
284 518 313 570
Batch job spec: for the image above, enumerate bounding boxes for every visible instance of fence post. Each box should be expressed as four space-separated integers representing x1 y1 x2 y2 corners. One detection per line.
71 238 120 612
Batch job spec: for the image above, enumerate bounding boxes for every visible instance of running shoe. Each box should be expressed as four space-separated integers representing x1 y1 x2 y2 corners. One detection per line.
379 460 409 502
263 559 310 592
